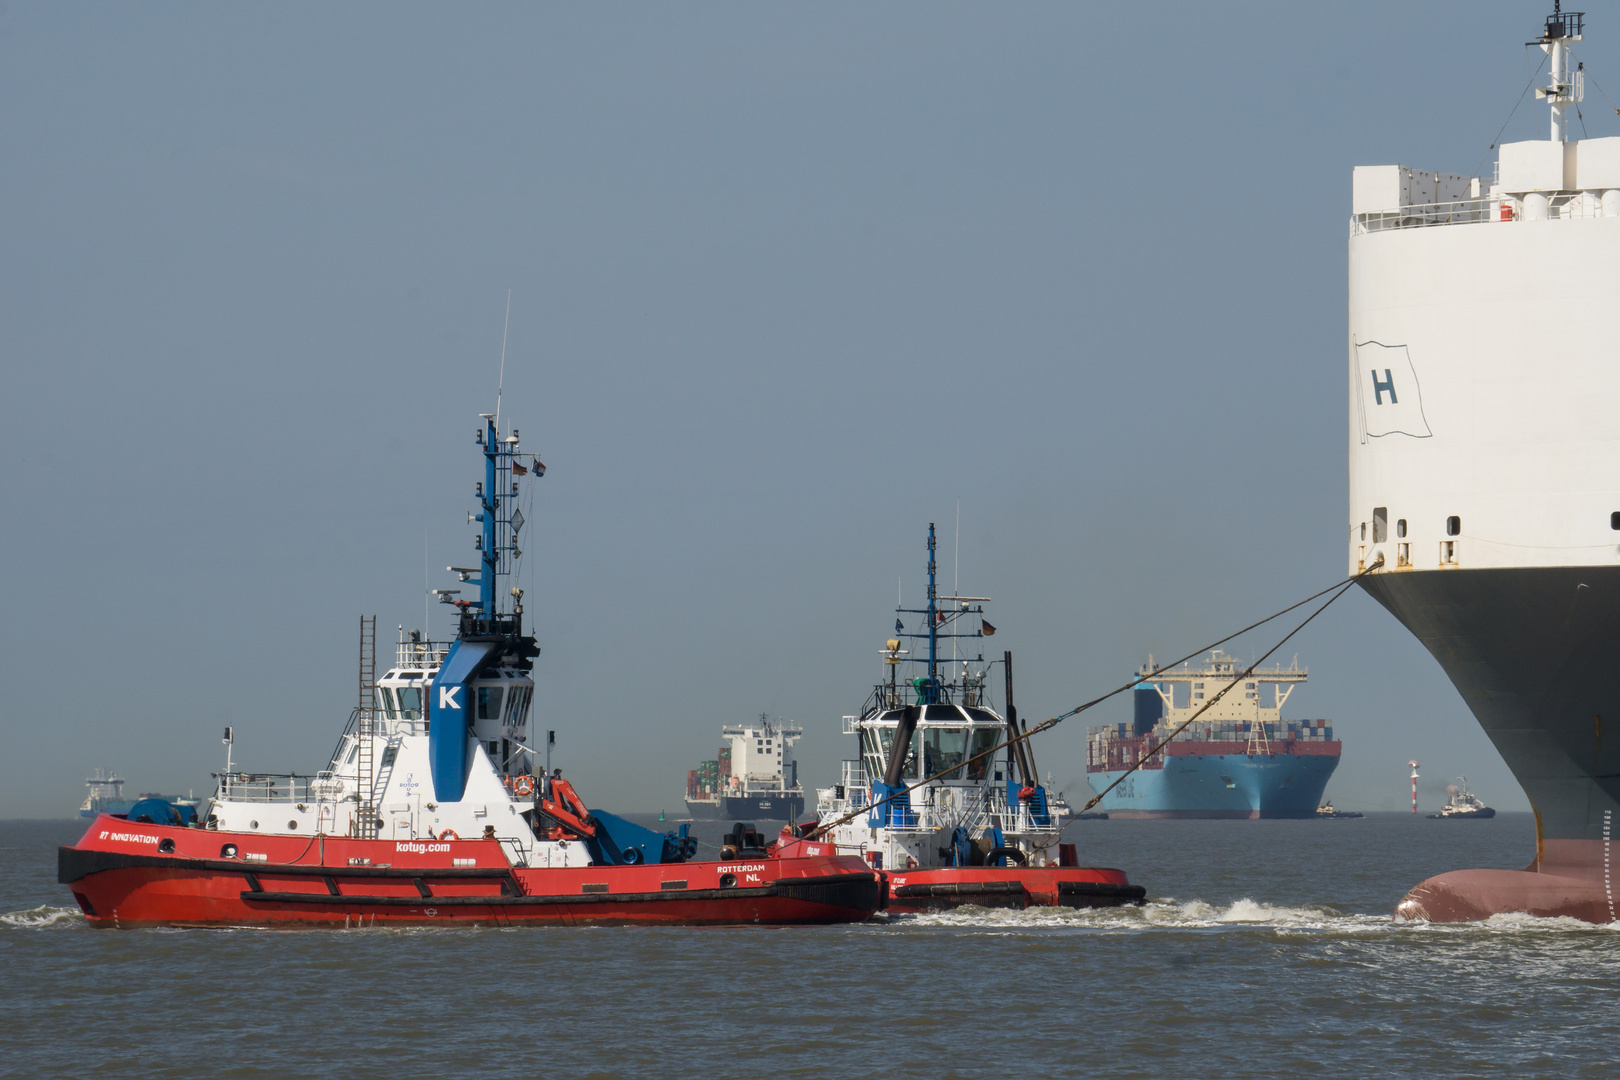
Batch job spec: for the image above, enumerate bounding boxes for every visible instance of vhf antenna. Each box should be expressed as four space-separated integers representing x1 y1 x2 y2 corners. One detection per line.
495 289 511 434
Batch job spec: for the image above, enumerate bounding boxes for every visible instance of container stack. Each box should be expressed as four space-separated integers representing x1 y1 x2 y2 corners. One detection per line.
687 758 721 799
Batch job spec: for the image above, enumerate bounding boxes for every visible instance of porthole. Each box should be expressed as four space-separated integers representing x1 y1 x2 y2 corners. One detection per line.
249 820 259 830
1446 515 1461 537
1610 511 1619 531
288 820 299 830
1396 518 1407 538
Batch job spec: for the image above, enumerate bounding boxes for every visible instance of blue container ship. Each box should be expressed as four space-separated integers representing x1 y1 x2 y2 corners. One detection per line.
1086 652 1340 819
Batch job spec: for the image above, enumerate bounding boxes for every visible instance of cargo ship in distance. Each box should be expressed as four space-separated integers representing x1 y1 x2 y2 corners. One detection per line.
1350 6 1620 922
79 768 200 820
1086 652 1340 819
684 716 805 822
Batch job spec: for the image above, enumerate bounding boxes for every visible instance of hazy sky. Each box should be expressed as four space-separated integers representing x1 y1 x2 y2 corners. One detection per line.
3 2 1598 818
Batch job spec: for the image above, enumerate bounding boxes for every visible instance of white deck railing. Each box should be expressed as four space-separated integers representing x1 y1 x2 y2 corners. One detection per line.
821 780 1062 836
1352 191 1620 235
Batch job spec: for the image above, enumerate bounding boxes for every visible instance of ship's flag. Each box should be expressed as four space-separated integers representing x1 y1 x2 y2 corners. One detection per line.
532 457 546 476
1354 341 1433 441
511 460 528 475
895 618 904 633
981 619 996 636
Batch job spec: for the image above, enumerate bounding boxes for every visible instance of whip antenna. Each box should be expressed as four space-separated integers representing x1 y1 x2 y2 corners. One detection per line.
495 289 511 433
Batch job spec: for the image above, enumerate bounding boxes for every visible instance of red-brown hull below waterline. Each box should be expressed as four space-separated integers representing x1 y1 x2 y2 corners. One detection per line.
60 817 883 928
880 866 1145 913
1395 841 1617 924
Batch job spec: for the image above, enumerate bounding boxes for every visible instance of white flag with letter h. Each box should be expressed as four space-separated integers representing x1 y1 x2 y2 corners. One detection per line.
1354 340 1432 441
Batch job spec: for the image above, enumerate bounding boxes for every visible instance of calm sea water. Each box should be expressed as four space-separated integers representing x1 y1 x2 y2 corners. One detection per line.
5 813 1616 1080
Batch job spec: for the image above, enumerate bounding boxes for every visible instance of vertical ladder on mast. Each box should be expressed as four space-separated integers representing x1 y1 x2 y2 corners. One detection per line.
355 615 378 839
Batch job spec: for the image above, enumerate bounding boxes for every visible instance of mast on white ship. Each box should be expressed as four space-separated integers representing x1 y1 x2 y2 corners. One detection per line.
1538 5 1584 143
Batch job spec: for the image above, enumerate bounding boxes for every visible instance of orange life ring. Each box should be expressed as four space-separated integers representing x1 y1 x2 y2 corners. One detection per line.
438 829 459 841
512 775 535 797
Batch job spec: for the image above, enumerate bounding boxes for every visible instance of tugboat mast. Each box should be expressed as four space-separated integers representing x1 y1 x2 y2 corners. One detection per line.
888 521 987 708
925 523 938 702
450 413 531 625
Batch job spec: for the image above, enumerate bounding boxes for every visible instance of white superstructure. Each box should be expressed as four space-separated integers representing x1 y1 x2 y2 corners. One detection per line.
721 716 800 798
205 628 591 868
1348 17 1620 577
817 691 1068 872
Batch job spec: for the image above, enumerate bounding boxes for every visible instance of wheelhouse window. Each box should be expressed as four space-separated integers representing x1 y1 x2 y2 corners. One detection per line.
502 686 532 728
965 728 999 782
477 686 503 721
396 687 423 720
378 688 397 720
860 723 916 780
923 727 970 780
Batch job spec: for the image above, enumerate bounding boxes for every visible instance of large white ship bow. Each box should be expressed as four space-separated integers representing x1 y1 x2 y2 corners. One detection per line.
1349 6 1620 922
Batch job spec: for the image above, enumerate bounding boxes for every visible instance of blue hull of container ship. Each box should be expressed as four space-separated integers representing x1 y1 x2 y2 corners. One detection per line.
1088 752 1340 819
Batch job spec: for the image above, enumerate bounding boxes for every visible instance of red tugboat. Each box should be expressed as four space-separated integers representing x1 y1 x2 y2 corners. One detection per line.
794 524 1144 913
59 410 881 928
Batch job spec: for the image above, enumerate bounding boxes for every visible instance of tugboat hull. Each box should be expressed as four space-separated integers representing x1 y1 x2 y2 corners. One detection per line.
882 866 1144 913
775 831 1143 912
60 817 882 928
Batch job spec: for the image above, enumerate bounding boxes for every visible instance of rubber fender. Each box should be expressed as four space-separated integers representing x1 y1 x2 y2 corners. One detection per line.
982 846 1027 868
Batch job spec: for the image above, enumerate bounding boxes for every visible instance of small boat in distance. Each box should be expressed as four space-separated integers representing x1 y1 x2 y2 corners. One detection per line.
1315 802 1363 819
1428 779 1495 819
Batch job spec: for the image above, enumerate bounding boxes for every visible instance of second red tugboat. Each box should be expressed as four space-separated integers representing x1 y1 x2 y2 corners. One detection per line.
59 408 882 928
792 524 1145 913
